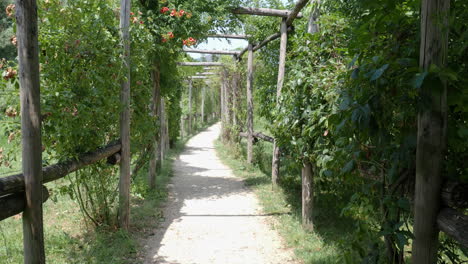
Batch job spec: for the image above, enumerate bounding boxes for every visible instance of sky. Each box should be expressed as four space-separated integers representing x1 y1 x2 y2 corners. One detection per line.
186 37 248 60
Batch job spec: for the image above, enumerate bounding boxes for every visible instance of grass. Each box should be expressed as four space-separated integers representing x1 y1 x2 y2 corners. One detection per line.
0 119 215 264
215 118 358 264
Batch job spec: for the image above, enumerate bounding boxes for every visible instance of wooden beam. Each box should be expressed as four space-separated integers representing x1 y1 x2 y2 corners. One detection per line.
437 208 468 248
118 0 131 231
208 34 250 39
177 62 224 66
246 43 254 164
441 181 468 209
286 0 310 26
197 72 217 75
412 0 450 262
238 27 293 58
232 7 303 18
16 0 46 261
183 48 240 56
239 131 274 143
189 76 208 79
0 141 121 196
0 186 49 222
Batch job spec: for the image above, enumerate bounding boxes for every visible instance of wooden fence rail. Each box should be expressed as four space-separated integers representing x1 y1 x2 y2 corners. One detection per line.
0 141 121 197
0 186 49 221
239 131 274 143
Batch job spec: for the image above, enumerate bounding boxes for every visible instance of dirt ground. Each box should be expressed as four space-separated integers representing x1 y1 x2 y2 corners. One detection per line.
143 123 297 264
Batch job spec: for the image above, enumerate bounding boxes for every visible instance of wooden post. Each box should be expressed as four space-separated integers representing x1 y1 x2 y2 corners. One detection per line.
246 43 254 164
149 63 160 189
220 75 225 133
201 85 205 123
180 99 185 138
188 79 193 135
16 0 46 262
232 64 239 127
307 0 320 34
118 0 131 230
412 0 450 262
223 70 231 132
271 18 288 186
302 161 314 231
159 98 166 166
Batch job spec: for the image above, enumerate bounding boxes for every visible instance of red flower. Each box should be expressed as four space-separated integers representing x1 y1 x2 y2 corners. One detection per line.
178 10 185 17
162 38 167 43
182 39 187 45
130 12 134 16
160 7 169 14
170 9 177 16
139 20 144 24
168 32 174 39
131 16 138 23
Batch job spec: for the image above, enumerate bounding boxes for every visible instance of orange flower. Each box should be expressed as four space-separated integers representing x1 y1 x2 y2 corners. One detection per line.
170 9 177 16
5 4 15 18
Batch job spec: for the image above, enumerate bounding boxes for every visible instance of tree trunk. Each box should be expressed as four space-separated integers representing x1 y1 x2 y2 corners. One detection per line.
271 18 288 186
246 43 254 164
16 0 46 261
412 0 450 262
149 63 161 189
118 0 131 230
302 161 314 231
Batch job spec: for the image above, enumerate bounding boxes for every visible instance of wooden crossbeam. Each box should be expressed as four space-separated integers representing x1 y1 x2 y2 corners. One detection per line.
177 62 224 66
208 34 250 39
183 48 240 56
189 76 209 79
232 7 303 18
197 72 217 75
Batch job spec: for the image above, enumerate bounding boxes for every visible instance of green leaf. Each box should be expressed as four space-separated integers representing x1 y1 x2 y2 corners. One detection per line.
370 64 389 81
412 72 428 89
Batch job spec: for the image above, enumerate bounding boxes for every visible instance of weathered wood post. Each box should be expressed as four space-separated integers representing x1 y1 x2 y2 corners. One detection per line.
231 63 239 127
16 0 46 262
201 85 205 123
412 0 450 262
302 161 314 231
188 79 193 135
246 43 254 164
220 73 226 137
271 17 288 186
180 98 185 138
118 0 131 230
149 63 161 189
160 98 166 165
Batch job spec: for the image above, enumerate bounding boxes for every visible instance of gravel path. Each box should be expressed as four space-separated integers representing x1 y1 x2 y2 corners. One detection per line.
144 123 297 264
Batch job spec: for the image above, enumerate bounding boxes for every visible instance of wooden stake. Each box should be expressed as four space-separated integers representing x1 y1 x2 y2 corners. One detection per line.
272 18 288 186
201 85 205 123
149 63 160 189
118 0 131 230
188 79 193 135
412 0 450 262
16 0 45 262
246 44 254 164
302 161 314 231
